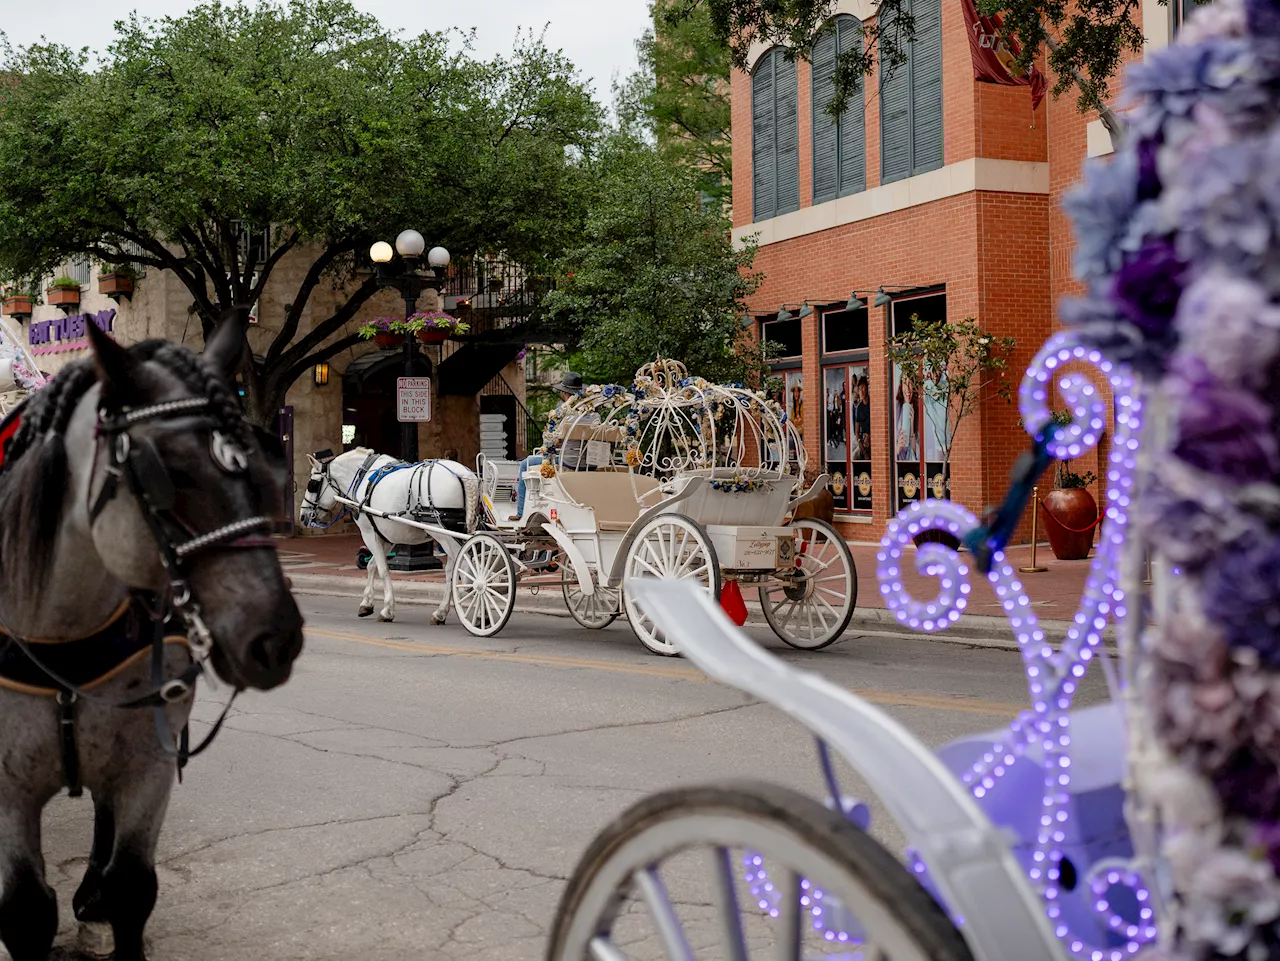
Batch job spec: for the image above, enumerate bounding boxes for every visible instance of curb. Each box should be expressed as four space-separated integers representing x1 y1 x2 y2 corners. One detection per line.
288 572 1107 651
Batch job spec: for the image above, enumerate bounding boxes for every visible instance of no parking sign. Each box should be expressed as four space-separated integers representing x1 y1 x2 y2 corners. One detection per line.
396 377 432 422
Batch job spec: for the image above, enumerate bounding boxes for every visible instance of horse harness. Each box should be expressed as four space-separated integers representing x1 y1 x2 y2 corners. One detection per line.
307 452 471 537
0 396 275 796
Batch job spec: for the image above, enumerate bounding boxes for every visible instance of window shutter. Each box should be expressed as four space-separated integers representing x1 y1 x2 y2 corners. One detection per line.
752 53 776 222
910 0 944 175
811 29 839 204
837 16 866 196
879 6 912 185
774 54 800 215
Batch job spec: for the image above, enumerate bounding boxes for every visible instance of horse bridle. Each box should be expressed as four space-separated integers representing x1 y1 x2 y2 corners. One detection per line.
8 395 278 786
301 456 350 527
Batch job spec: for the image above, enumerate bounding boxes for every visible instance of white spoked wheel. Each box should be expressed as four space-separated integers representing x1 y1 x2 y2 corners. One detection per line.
451 533 518 637
547 782 973 961
760 518 858 650
622 513 721 657
562 562 620 630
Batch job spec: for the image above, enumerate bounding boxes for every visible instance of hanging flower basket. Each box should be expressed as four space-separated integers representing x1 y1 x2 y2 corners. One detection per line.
358 311 469 348
97 268 135 303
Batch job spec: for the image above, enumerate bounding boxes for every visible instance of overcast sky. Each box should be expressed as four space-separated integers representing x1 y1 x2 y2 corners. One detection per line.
0 0 651 105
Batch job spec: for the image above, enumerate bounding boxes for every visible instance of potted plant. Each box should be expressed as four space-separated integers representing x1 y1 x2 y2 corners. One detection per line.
1 285 33 320
886 315 1016 549
97 264 136 302
46 276 81 311
1041 457 1100 560
406 310 468 345
357 316 405 349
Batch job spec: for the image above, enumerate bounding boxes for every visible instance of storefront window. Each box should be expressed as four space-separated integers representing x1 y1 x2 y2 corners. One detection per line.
890 292 947 511
762 316 803 359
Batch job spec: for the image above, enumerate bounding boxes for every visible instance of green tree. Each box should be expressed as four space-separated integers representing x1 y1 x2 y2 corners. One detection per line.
0 1 600 426
541 137 763 388
616 0 731 205
667 0 1185 136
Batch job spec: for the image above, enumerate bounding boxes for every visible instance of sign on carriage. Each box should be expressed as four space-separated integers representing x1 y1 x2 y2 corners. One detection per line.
396 377 431 422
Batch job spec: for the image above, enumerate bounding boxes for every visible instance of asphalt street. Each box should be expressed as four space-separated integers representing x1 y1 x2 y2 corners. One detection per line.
32 594 1108 961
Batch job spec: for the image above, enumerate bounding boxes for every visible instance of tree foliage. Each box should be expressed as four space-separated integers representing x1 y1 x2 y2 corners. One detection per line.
667 0 1162 122
0 0 600 425
541 136 763 388
615 0 732 206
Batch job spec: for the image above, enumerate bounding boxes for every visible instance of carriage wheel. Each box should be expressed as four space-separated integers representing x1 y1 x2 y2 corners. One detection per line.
546 781 972 961
760 518 857 650
451 533 518 637
623 514 720 657
562 562 620 630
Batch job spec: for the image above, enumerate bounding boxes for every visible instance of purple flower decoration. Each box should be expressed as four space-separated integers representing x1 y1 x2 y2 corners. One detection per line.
1204 538 1280 669
1175 270 1280 386
1213 747 1280 820
1137 136 1163 201
1170 357 1280 483
1062 149 1141 282
1112 238 1187 337
1126 36 1261 124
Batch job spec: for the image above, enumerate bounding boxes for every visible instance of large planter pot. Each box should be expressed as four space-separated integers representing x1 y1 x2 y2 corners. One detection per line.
1 295 32 319
417 328 449 345
1041 487 1099 560
46 285 80 311
373 332 400 349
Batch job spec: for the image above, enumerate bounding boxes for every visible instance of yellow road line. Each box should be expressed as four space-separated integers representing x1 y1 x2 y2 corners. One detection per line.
305 627 1023 718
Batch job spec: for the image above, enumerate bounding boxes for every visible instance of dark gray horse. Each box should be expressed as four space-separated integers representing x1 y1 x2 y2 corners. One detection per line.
0 313 303 960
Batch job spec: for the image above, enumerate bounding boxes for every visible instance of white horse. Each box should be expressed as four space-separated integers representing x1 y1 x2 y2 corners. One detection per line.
300 448 478 623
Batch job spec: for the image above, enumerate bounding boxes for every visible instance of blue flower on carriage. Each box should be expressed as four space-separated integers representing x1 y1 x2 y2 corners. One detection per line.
602 384 619 399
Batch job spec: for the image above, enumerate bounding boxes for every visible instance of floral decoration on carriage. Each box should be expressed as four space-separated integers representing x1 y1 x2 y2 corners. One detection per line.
538 357 805 487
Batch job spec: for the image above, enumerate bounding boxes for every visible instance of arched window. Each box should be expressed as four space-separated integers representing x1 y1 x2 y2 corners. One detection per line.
752 47 799 222
880 0 944 184
811 15 866 203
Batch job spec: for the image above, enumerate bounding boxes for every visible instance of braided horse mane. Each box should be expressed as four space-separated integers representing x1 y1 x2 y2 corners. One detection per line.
0 338 270 597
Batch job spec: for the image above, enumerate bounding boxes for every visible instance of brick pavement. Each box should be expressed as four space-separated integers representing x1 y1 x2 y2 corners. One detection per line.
278 532 1101 622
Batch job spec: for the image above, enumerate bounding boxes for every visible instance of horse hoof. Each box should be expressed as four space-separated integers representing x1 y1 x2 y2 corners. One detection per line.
430 613 447 626
378 614 394 623
77 921 114 959
358 607 374 618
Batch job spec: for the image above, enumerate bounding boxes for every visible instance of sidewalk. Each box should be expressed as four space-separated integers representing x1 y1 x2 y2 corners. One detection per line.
280 531 1102 642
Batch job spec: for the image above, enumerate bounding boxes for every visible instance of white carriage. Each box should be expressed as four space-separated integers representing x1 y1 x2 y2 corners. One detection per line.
0 317 46 418
469 359 858 653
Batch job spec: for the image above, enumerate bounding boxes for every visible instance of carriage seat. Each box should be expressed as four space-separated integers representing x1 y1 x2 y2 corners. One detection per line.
557 472 662 531
560 423 626 443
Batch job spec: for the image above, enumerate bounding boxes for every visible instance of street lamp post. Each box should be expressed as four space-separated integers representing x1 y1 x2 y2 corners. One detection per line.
368 230 451 461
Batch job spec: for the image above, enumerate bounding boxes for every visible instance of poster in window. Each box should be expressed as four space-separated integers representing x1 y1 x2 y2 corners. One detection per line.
823 367 847 463
893 362 922 510
785 370 804 465
848 365 873 511
893 363 919 463
786 371 804 439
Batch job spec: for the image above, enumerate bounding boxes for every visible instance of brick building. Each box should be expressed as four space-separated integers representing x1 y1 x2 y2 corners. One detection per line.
733 0 1185 541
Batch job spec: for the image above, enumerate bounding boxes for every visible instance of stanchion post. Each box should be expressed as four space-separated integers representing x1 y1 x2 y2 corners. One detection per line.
1019 485 1049 574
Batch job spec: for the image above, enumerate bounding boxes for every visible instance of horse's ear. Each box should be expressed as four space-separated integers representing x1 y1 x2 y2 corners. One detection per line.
202 307 249 383
307 453 322 471
87 321 138 398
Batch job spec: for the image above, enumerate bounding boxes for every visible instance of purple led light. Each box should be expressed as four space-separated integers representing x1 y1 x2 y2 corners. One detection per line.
874 330 1148 960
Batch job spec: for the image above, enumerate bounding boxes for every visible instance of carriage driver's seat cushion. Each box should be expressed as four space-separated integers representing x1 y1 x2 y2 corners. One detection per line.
557 472 662 532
